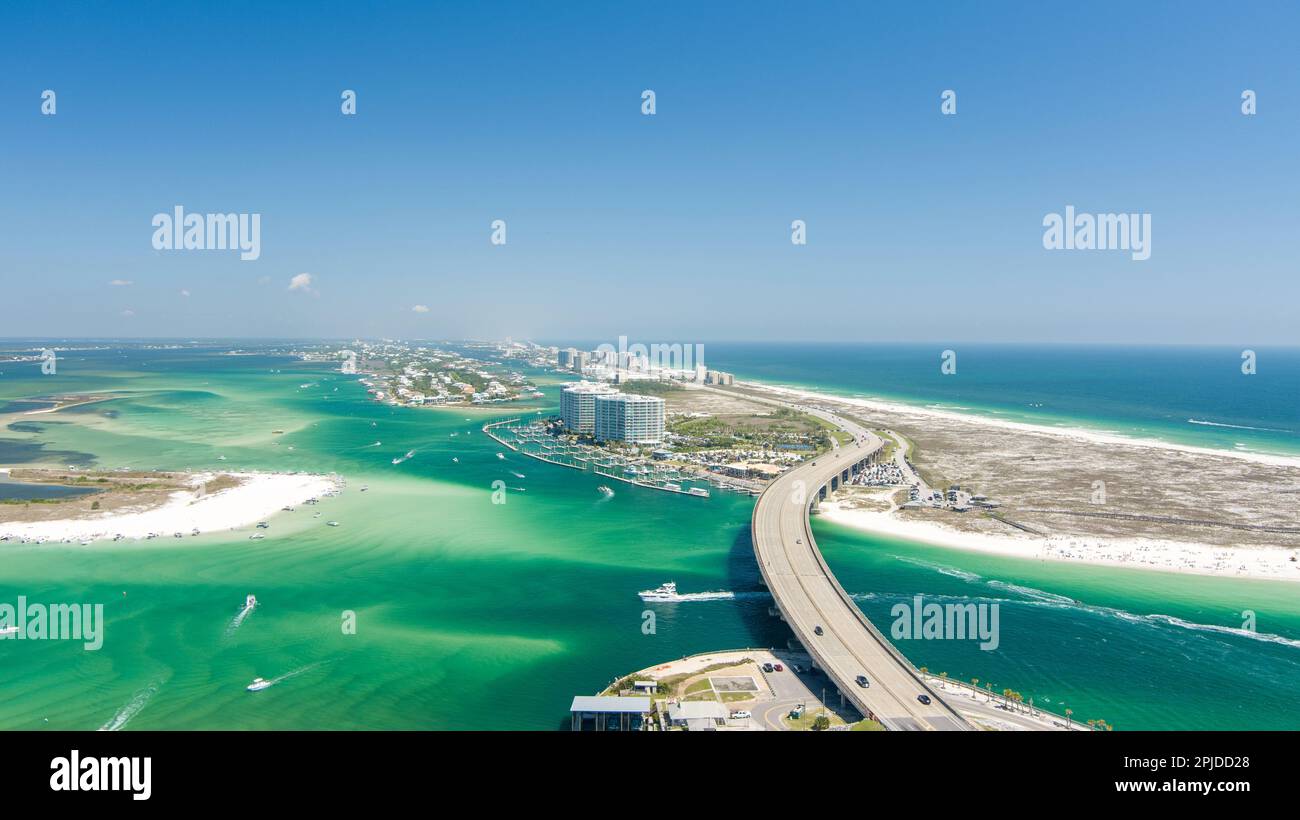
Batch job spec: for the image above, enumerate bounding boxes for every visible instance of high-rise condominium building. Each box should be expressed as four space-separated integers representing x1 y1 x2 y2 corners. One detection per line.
593 393 665 444
560 381 616 434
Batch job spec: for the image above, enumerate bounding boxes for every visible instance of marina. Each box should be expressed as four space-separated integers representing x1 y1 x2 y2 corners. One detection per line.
483 418 723 499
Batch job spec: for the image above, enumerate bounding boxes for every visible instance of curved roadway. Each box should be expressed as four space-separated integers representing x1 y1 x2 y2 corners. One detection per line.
751 406 972 731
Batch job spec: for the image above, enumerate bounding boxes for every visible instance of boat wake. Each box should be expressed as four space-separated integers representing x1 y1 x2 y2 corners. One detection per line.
1187 418 1290 433
986 580 1076 605
99 681 162 731
247 662 322 692
1145 614 1300 649
638 582 767 602
391 449 415 465
224 594 258 637
510 471 525 479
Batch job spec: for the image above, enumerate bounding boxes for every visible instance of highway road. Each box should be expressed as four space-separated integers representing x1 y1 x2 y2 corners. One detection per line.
751 404 972 731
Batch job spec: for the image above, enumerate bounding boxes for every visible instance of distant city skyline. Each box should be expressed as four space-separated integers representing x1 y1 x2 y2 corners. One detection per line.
3 1 1298 344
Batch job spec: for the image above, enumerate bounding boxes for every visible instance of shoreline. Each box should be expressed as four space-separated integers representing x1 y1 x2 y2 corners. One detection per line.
727 379 1300 583
739 380 1300 469
817 495 1300 584
0 471 342 544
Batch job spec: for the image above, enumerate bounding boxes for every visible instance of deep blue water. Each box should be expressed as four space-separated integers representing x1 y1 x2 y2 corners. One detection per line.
697 343 1300 456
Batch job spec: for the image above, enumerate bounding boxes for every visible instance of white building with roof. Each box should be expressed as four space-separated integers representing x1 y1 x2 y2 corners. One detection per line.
593 393 665 445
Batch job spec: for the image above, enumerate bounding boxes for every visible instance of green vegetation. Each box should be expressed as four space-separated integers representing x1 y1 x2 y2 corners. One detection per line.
667 408 830 452
683 679 713 696
615 381 681 397
849 719 886 731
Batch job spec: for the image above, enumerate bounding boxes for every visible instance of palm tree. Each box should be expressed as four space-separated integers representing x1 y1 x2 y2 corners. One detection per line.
1065 708 1073 730
939 672 948 689
970 677 979 693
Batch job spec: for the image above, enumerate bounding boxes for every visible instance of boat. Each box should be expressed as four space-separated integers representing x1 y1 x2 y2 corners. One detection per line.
639 582 680 601
597 485 614 497
249 533 265 540
326 521 340 527
246 677 273 692
637 581 734 602
452 457 459 463
256 522 269 529
496 452 505 459
688 487 710 497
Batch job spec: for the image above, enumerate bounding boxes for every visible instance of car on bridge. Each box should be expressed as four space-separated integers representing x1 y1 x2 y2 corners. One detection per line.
814 625 823 636
917 694 932 705
855 675 870 688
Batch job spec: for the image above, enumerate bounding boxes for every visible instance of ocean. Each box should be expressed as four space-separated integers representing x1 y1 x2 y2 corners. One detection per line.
0 342 1297 730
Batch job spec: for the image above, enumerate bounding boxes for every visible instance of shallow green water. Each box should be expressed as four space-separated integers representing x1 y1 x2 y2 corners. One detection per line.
0 347 1296 729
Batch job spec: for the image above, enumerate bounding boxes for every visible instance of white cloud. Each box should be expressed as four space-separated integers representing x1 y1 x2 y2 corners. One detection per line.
109 279 133 286
412 304 430 313
288 273 317 295
180 289 191 297
121 309 135 317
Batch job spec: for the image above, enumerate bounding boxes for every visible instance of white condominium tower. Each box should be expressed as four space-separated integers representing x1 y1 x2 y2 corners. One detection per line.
593 393 665 445
560 381 616 434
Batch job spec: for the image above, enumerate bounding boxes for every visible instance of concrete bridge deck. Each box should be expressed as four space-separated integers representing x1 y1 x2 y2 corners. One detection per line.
750 407 972 731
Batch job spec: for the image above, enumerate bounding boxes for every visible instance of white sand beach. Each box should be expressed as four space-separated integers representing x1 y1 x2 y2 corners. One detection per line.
732 380 1300 583
818 496 1300 582
747 381 1300 470
0 472 341 544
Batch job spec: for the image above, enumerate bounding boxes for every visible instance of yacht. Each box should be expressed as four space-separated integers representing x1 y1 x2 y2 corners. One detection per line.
249 533 265 540
638 581 680 601
637 581 734 602
242 594 257 612
496 452 505 459
326 521 340 527
688 487 710 498
246 677 273 692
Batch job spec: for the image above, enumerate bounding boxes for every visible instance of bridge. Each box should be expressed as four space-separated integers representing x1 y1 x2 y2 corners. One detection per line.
750 404 972 731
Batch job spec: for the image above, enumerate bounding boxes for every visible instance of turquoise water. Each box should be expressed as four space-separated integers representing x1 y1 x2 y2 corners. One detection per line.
0 343 1297 730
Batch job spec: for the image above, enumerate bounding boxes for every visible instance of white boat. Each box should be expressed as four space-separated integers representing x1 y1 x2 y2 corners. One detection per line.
496 452 505 459
639 581 680 601
249 533 265 540
637 581 734 602
242 594 257 613
452 457 459 463
688 487 710 497
598 485 614 496
246 677 273 692
327 521 340 527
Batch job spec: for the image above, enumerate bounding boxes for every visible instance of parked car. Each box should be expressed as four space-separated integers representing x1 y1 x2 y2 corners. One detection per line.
730 710 752 720
813 625 824 636
773 663 784 672
761 662 774 673
855 675 870 688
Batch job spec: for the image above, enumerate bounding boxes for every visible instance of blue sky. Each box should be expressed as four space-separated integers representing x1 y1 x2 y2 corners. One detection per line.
1 1 1297 343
